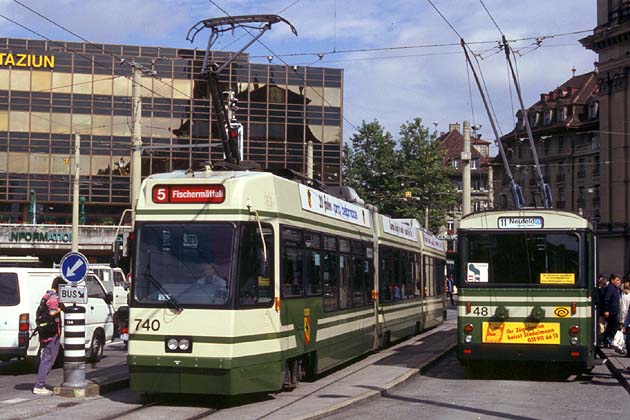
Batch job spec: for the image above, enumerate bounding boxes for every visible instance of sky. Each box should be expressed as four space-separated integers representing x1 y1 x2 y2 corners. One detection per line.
0 0 597 152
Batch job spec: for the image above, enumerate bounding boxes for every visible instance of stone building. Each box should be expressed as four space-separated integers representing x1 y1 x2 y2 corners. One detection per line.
581 0 630 275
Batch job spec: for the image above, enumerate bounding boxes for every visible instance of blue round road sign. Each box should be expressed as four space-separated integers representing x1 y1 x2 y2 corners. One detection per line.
60 252 89 283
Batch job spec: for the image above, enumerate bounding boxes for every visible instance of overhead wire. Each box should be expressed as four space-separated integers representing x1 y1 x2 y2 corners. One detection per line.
208 0 362 132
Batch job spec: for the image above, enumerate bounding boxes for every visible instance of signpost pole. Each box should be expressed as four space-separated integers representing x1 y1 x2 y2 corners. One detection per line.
54 252 95 398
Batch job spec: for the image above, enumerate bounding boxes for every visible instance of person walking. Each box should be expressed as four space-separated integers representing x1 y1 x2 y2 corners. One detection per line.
446 274 455 306
597 274 608 346
622 281 630 357
602 274 622 348
33 276 65 395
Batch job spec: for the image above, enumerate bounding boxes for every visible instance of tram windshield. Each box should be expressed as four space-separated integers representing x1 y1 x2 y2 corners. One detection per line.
133 223 235 307
462 232 582 287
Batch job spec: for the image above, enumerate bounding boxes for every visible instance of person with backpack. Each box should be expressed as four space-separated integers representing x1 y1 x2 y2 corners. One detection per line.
33 276 65 395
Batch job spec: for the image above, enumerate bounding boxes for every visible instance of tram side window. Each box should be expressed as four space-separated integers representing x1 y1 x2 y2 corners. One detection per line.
323 236 339 311
339 239 352 309
380 247 393 302
237 223 274 307
424 255 435 297
305 233 322 296
402 252 413 298
414 255 422 296
281 228 303 298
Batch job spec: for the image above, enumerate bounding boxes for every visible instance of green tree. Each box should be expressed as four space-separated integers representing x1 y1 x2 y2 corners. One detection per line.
395 118 458 231
343 118 458 232
343 120 399 216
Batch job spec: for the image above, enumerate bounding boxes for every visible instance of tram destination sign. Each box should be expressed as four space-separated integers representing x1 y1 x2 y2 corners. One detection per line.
497 216 543 229
152 184 225 204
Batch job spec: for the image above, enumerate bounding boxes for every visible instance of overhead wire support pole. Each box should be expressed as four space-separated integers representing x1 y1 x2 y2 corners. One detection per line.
501 35 552 208
460 38 524 209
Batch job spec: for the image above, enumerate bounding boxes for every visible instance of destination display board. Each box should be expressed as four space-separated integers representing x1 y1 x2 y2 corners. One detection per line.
497 216 543 229
152 184 225 204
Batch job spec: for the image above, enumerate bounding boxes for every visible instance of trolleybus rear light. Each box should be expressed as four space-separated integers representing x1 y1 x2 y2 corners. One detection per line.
463 323 474 334
571 302 577 315
568 325 580 336
465 302 471 314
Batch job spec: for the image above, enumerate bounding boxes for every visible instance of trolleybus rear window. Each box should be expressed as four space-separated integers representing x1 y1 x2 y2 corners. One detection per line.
463 232 581 286
0 273 19 306
133 223 235 307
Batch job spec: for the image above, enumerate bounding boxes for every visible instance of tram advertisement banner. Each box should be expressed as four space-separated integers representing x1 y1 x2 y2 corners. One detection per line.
298 184 371 228
482 321 560 344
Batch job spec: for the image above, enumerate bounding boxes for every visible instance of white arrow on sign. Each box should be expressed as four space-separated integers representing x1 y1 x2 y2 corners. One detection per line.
65 259 84 278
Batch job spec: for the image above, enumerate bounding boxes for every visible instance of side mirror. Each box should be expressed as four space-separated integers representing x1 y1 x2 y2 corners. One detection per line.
104 292 113 305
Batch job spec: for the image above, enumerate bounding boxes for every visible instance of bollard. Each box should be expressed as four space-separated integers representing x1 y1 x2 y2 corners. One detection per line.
61 304 86 388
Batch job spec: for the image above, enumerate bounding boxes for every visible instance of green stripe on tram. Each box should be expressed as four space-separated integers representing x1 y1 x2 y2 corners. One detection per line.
130 328 295 344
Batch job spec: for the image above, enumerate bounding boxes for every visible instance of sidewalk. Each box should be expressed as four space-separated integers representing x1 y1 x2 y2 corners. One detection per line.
599 346 630 393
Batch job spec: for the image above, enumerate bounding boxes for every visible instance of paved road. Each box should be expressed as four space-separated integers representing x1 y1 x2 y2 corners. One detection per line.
326 352 630 420
0 341 128 404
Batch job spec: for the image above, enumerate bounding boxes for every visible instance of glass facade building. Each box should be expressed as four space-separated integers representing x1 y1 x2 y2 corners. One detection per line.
0 38 343 224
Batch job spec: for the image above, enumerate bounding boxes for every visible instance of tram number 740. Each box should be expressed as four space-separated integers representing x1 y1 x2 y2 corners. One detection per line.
134 318 161 331
472 307 489 316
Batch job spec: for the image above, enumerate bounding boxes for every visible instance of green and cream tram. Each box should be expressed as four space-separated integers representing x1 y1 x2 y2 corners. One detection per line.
125 169 446 395
456 209 597 373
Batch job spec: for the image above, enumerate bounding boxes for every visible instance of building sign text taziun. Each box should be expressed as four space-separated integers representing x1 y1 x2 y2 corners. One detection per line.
0 53 55 69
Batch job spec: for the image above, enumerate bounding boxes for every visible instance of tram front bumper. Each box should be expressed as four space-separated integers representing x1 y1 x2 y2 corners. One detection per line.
128 355 284 395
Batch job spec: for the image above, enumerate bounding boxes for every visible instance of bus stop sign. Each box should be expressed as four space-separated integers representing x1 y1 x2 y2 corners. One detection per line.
59 252 89 284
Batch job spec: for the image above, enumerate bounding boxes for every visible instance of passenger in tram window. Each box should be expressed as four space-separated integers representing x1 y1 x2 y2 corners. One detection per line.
393 283 402 300
196 263 228 302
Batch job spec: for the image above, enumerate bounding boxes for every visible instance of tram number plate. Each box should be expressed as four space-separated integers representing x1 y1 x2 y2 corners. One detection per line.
472 306 489 316
134 319 161 331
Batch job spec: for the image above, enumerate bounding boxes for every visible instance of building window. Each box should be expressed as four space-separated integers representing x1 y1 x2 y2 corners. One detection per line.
588 101 599 119
447 220 454 232
577 186 585 209
471 158 478 169
557 135 564 153
452 159 460 170
558 106 567 122
577 158 585 178
544 109 553 125
593 156 600 176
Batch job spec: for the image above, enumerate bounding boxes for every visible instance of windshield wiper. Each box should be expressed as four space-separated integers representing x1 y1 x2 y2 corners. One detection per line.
145 250 183 313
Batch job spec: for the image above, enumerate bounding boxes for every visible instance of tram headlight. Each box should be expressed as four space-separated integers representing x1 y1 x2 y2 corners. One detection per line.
178 338 191 351
167 338 179 351
570 336 579 345
165 336 193 353
465 335 473 343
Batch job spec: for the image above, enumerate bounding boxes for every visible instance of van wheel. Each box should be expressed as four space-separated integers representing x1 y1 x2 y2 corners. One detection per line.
87 331 104 363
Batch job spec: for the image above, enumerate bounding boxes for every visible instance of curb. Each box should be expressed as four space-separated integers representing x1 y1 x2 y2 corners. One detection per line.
294 343 457 420
597 348 630 395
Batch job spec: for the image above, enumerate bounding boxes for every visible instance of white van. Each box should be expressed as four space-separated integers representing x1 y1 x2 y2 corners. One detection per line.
88 264 129 308
0 268 115 364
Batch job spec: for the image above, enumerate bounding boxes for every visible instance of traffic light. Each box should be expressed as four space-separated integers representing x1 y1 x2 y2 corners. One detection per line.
404 191 412 199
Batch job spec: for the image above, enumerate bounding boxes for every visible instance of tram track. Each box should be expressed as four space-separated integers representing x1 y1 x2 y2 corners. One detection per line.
97 399 217 420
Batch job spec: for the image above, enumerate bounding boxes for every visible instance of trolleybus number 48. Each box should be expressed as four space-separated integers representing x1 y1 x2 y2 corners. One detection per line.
135 319 161 331
472 307 489 316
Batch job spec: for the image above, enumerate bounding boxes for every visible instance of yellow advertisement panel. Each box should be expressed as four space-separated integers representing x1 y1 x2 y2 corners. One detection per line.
482 322 560 344
540 273 575 285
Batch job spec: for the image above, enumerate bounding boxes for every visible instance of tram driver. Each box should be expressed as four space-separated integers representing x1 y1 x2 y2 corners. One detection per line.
196 263 228 303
